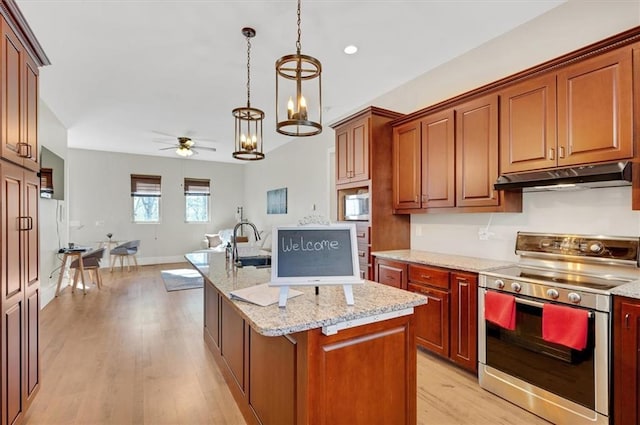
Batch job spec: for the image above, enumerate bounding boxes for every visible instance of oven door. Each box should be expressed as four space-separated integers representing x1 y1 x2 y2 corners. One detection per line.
478 287 609 425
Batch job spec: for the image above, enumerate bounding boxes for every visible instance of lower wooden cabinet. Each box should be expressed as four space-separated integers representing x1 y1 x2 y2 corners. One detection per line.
450 272 477 372
1 160 40 425
374 256 478 373
374 258 407 290
613 296 640 425
408 282 449 357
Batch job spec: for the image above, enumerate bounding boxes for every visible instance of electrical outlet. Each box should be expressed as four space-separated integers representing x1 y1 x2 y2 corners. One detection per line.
478 228 492 240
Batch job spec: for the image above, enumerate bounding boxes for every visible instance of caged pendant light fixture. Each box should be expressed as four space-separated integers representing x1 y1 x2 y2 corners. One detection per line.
275 0 322 137
232 27 265 161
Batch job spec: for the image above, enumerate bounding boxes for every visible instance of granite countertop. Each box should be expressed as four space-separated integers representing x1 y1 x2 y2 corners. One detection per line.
185 252 427 337
371 249 514 273
372 249 640 300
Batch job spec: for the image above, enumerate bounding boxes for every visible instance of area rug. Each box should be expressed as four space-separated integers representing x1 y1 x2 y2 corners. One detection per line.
161 269 204 292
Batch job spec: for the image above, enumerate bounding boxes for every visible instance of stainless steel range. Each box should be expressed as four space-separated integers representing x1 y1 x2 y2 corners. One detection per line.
478 232 640 425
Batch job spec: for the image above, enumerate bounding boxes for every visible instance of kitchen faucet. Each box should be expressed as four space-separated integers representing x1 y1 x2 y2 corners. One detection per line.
232 221 261 263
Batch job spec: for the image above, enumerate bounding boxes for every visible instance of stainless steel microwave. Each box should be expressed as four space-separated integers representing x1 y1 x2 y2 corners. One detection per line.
344 192 369 221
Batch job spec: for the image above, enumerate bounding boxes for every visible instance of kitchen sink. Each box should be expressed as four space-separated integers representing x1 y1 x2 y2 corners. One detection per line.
235 255 271 268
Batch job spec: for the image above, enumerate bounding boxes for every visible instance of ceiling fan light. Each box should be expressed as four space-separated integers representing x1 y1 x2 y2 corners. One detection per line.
176 147 193 157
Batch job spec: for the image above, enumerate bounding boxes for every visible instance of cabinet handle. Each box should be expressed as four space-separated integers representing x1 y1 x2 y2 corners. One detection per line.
421 194 426 203
17 142 30 158
625 313 630 329
357 232 366 238
18 216 33 231
414 195 418 203
358 251 366 258
548 148 555 160
420 274 431 280
558 146 565 159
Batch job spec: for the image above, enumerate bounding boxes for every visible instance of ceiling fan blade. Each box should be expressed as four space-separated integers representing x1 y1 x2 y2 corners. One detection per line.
151 130 178 138
159 146 176 151
195 146 217 152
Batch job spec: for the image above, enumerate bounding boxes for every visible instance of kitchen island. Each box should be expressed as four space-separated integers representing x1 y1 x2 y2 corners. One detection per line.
186 251 427 425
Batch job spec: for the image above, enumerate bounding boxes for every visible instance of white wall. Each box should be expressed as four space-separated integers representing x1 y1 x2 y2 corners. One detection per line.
242 0 640 262
242 132 335 232
39 101 69 306
66 149 245 264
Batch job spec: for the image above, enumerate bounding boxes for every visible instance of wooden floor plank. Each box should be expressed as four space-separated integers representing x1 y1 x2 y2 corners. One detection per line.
24 263 549 425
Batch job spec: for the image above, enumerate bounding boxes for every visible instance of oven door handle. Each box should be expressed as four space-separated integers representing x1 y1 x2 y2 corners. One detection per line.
514 296 594 318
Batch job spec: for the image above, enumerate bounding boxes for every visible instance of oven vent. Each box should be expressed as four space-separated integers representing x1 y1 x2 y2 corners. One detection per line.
494 161 632 192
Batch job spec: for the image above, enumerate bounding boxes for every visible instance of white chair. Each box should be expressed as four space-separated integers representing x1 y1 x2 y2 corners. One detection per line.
110 240 140 272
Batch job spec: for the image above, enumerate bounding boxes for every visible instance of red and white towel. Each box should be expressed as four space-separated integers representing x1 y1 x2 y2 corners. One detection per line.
542 303 589 351
484 291 516 330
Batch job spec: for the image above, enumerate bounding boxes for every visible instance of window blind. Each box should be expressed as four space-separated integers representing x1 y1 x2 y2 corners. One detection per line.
131 174 161 197
184 178 210 196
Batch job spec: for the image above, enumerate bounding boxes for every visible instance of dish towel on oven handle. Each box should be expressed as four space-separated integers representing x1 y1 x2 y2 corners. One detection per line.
484 291 516 330
542 303 589 351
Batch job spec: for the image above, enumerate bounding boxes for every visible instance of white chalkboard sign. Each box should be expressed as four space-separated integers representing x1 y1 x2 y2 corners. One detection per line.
269 223 364 307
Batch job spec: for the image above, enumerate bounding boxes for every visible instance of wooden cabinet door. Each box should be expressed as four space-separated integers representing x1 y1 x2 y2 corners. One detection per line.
393 120 421 210
450 272 477 373
374 258 407 290
25 288 39 402
421 109 455 208
204 282 220 349
455 94 499 208
1 21 24 167
557 46 633 166
408 283 449 357
499 73 557 173
220 301 245 392
613 297 640 425
24 170 39 289
22 57 39 172
335 127 351 185
349 117 369 183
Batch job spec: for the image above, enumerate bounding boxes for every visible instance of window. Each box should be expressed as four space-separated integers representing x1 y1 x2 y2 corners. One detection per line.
131 174 161 223
184 178 210 223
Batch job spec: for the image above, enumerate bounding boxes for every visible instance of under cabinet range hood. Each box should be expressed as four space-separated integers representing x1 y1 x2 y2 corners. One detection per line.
494 161 632 192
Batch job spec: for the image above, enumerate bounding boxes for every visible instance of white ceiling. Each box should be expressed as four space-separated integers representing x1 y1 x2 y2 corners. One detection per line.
17 0 565 163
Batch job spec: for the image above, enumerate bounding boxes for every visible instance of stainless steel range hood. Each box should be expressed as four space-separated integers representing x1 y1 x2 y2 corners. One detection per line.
494 161 632 192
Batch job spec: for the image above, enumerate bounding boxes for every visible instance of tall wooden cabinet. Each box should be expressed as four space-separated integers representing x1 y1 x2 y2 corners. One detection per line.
332 107 410 280
0 3 48 424
613 296 640 425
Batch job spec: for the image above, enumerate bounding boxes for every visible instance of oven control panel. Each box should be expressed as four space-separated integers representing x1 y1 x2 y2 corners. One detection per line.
515 232 639 266
480 274 607 311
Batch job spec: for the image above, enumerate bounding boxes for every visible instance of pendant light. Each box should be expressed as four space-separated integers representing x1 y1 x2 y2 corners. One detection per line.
232 27 265 161
275 0 322 137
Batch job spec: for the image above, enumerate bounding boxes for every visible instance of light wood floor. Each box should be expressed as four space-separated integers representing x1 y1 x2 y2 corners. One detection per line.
25 263 549 425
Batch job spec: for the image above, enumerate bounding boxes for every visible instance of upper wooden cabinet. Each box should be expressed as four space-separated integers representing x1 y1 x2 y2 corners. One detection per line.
336 116 369 185
455 95 499 208
393 95 517 213
500 45 634 174
1 18 40 172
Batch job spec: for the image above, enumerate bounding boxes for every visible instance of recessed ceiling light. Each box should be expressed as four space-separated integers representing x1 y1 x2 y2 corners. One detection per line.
344 45 358 55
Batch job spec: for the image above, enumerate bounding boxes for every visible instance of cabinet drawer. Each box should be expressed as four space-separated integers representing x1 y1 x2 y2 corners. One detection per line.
357 244 370 268
375 259 407 290
355 223 370 244
409 264 449 289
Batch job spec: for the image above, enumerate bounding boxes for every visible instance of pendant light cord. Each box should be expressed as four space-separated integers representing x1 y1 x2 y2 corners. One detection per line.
296 0 302 54
246 34 252 108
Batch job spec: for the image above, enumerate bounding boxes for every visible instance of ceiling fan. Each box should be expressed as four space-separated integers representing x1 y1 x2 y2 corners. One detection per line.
157 136 217 157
